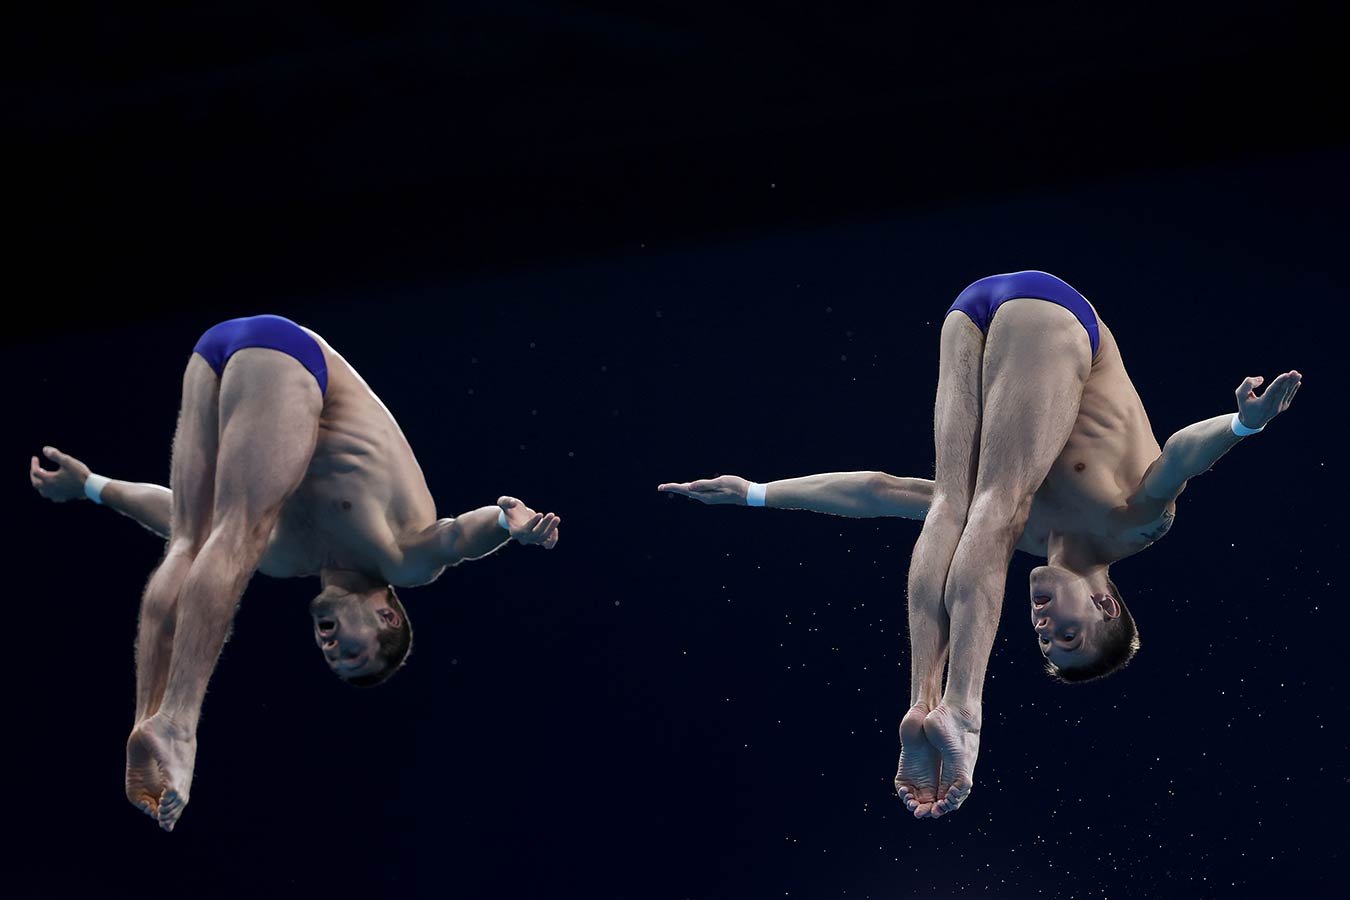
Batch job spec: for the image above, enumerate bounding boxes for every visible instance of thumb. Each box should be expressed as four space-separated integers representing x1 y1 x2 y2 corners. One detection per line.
497 496 519 510
43 446 64 463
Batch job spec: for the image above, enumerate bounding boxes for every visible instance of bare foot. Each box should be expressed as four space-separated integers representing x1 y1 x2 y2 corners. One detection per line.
923 703 981 818
894 704 942 818
125 714 198 832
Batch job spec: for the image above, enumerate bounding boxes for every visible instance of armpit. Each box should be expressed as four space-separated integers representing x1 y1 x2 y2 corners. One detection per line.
1132 507 1176 544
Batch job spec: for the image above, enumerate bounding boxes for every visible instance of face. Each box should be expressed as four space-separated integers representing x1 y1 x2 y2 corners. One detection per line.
309 588 402 681
1029 565 1120 669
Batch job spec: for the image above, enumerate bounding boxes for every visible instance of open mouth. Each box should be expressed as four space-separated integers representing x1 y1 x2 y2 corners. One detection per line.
1033 596 1051 610
317 618 337 636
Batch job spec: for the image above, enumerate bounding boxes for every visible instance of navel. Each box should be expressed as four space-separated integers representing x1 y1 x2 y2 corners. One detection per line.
1073 462 1086 473
341 500 352 511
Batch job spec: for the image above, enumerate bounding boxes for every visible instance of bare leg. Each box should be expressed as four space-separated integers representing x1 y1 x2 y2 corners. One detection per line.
128 348 321 831
126 357 218 819
928 299 1091 817
896 313 984 818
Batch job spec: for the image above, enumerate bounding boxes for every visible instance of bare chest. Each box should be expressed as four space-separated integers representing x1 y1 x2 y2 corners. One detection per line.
257 341 438 578
1019 345 1169 555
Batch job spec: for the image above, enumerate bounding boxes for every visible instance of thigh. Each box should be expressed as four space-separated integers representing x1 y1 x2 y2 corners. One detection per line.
212 348 322 533
169 354 222 549
973 299 1092 511
931 312 986 513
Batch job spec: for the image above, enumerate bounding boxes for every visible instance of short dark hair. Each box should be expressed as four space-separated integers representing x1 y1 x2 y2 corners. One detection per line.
1047 576 1139 684
346 587 414 688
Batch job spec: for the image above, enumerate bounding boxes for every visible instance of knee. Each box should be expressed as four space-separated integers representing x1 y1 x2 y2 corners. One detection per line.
926 495 970 529
964 492 1033 545
201 513 271 568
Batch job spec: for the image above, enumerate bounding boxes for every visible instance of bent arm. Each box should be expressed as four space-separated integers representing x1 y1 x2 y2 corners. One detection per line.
392 506 511 586
1113 414 1243 527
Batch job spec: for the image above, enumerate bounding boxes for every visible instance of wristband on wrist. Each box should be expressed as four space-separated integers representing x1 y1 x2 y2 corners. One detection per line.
746 482 767 507
498 508 510 532
84 473 110 504
1231 413 1265 437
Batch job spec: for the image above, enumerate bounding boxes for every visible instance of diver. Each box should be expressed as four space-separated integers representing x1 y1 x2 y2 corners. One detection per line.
659 271 1301 819
29 314 562 832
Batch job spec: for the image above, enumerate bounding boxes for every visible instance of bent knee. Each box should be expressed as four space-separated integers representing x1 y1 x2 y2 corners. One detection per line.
926 495 971 528
965 492 1033 539
202 511 274 562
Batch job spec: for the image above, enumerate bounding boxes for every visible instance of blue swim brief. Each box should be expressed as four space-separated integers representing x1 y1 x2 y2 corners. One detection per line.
945 271 1099 359
192 314 328 396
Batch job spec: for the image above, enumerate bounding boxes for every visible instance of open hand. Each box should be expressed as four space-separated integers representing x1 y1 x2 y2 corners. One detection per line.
29 446 91 502
1236 370 1302 430
656 475 751 505
497 496 560 549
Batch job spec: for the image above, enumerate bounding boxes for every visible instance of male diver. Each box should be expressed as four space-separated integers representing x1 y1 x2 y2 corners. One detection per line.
30 314 562 832
660 271 1301 820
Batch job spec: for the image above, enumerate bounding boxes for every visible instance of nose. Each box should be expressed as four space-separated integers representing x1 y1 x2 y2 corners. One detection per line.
1034 617 1052 635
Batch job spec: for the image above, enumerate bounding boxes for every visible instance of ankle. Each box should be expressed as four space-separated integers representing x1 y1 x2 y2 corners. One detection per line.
936 697 983 729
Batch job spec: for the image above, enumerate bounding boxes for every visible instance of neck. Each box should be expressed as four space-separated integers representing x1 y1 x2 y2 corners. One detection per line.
1047 532 1110 590
320 567 384 595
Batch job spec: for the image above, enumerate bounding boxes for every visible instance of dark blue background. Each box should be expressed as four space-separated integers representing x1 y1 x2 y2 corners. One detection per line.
5 4 1346 898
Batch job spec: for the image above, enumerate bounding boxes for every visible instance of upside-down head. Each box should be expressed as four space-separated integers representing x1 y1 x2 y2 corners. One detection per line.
1030 565 1139 683
310 584 414 687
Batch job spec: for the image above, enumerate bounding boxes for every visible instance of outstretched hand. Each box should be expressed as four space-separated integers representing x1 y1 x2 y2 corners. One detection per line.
497 496 561 549
29 446 91 502
1236 370 1302 430
656 475 751 505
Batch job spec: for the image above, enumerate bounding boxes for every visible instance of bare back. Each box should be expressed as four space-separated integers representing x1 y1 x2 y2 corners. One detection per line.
259 329 437 579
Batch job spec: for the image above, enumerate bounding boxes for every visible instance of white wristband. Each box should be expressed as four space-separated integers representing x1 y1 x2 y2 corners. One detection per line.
84 473 110 504
746 482 767 507
1231 413 1265 437
498 508 510 532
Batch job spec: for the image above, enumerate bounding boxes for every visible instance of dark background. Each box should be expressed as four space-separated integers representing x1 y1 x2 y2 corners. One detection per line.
5 3 1346 898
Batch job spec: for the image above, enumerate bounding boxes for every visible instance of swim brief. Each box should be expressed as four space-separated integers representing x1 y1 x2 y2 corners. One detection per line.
945 271 1099 359
192 314 328 396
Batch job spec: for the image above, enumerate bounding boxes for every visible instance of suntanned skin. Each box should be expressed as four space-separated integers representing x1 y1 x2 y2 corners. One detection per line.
660 295 1301 820
31 326 561 832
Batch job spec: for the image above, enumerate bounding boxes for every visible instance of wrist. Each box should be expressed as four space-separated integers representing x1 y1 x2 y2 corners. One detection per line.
497 508 511 536
1231 412 1265 436
84 473 110 504
745 481 767 507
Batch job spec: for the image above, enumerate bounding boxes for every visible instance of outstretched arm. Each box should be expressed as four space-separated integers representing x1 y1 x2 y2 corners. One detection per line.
658 472 933 519
391 495 561 586
1112 371 1303 527
30 446 172 538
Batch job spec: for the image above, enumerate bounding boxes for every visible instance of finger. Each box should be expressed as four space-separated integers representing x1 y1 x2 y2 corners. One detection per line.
532 513 556 537
523 512 543 532
42 446 69 466
657 483 690 492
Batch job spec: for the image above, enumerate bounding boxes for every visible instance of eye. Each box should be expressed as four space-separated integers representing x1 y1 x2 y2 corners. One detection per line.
1063 631 1076 641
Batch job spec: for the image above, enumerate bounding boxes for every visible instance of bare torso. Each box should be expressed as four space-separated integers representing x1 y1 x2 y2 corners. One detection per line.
1015 314 1176 562
257 328 437 581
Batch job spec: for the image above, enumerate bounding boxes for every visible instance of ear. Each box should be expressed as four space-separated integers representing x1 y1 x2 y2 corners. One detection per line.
1093 593 1121 619
377 606 403 628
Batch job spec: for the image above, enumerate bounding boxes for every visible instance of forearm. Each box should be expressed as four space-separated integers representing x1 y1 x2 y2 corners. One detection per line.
1155 414 1247 493
764 472 932 519
98 479 173 538
441 506 511 564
